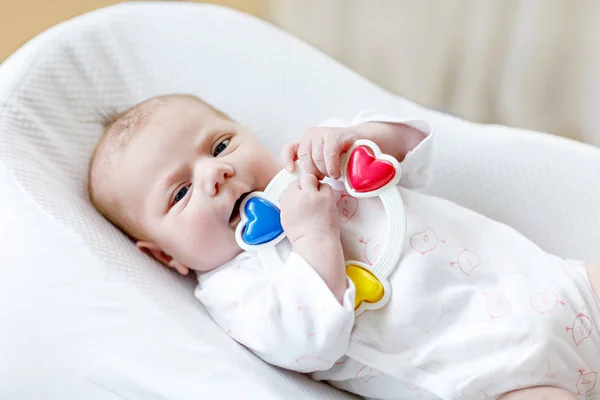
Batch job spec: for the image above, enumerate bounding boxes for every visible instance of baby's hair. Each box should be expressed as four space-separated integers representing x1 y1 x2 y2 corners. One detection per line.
101 109 124 131
88 93 230 240
100 94 230 142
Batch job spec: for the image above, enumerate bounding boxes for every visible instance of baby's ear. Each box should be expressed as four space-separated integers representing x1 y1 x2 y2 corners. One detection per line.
136 241 190 276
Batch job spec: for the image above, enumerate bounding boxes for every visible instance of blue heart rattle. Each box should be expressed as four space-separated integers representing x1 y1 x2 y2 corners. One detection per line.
234 140 406 316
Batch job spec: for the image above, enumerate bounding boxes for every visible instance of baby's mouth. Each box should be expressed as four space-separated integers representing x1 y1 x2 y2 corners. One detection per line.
229 192 251 226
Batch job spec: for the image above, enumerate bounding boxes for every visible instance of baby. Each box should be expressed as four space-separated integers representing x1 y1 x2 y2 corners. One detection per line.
89 94 600 400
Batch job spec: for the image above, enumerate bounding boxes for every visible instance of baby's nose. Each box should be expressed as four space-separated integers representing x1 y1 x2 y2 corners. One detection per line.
205 163 234 196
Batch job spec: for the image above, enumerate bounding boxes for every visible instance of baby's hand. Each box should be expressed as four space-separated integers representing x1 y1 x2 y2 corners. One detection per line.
280 174 340 244
280 174 346 302
281 127 359 179
282 122 427 180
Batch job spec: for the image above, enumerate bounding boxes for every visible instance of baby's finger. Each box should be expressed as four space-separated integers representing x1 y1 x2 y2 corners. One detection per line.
281 142 299 172
323 134 342 179
318 181 334 196
310 136 328 178
281 178 301 202
299 173 319 191
297 139 321 178
324 131 359 179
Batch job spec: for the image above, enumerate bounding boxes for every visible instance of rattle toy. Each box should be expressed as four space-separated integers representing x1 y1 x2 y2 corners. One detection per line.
235 140 406 316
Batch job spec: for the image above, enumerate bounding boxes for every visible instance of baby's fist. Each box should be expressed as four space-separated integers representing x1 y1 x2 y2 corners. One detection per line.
281 127 359 179
280 174 340 244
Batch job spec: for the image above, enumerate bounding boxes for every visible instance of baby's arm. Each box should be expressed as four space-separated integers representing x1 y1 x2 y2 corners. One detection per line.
356 121 426 164
195 252 355 372
280 174 347 302
282 112 433 189
196 166 354 372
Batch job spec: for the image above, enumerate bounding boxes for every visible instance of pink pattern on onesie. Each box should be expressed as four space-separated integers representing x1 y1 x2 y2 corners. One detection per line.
404 382 422 398
530 288 565 315
337 194 358 223
358 235 386 265
576 369 597 395
565 313 594 346
450 249 481 276
482 292 512 319
463 378 496 400
415 299 447 333
410 227 445 255
334 356 348 365
355 365 382 383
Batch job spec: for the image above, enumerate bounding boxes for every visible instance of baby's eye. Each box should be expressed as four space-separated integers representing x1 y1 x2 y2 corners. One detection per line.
173 185 190 204
213 139 230 157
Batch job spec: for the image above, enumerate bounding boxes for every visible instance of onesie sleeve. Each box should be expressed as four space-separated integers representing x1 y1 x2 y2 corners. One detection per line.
318 110 434 189
195 252 356 372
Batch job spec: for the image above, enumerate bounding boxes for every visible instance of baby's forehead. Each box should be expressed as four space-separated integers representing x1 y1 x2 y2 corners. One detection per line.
107 94 202 139
105 95 228 176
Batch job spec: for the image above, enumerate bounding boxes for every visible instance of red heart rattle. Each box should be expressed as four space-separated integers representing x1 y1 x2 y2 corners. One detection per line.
346 143 398 194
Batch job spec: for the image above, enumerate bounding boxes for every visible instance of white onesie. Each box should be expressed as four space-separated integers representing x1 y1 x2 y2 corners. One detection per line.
195 112 600 400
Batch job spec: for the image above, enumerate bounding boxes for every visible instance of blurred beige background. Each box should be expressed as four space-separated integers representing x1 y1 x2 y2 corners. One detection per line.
1 0 598 145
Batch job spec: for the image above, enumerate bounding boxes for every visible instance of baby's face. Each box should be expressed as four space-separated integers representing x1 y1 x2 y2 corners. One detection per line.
116 97 280 273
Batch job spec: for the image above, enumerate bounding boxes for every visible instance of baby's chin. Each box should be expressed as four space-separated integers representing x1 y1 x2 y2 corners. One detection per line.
190 239 245 274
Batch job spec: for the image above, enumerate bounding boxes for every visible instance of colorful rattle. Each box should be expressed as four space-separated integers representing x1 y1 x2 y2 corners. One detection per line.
234 140 406 316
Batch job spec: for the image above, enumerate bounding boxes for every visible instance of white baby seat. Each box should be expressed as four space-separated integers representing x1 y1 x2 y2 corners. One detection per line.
0 2 599 399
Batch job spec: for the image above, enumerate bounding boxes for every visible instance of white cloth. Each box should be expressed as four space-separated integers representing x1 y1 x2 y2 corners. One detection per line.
197 111 599 400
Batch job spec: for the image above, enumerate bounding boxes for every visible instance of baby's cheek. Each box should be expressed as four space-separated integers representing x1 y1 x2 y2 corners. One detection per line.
187 219 221 248
183 215 236 267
